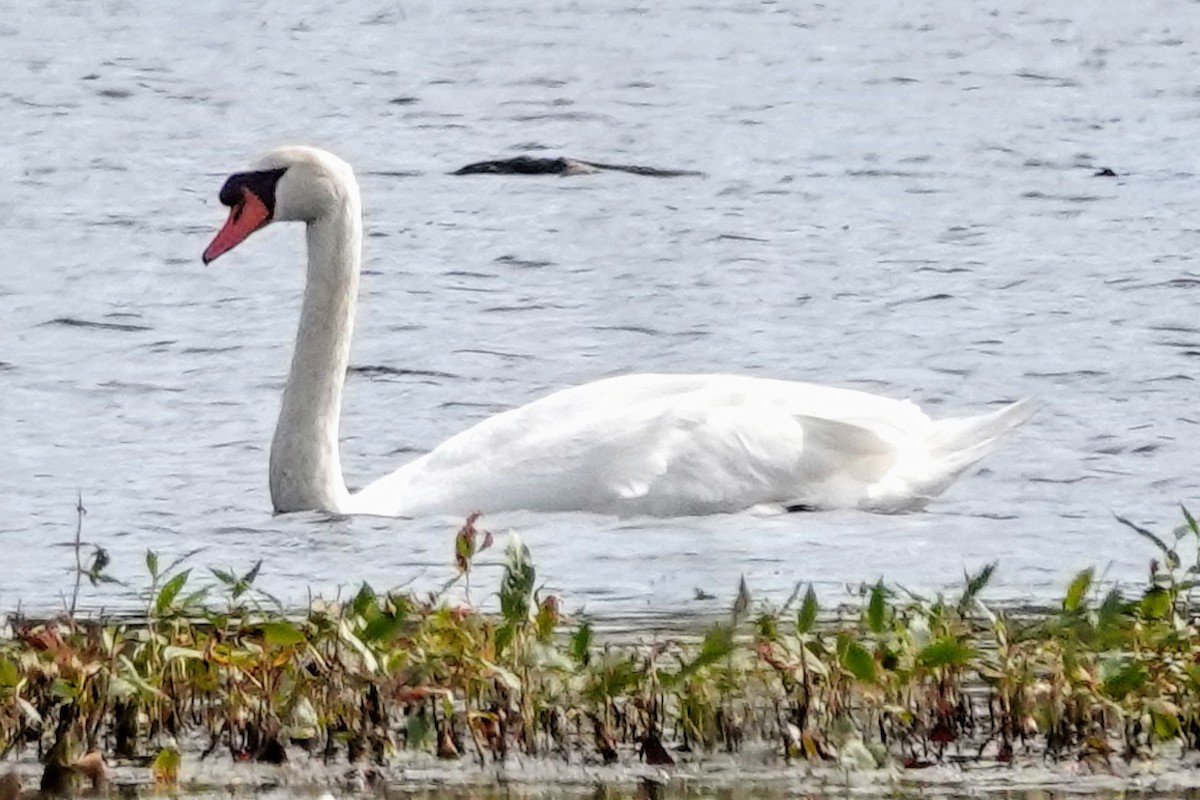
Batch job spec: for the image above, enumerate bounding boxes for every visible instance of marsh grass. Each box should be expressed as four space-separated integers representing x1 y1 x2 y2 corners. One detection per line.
5 507 1200 790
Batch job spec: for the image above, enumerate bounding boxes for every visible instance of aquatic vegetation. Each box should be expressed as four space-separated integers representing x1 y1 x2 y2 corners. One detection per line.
3 507 1200 789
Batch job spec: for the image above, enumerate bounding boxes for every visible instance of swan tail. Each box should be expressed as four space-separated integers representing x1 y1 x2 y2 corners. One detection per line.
922 398 1034 491
867 398 1034 512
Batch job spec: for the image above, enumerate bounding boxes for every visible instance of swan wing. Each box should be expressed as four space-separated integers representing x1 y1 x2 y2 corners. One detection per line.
596 404 903 515
352 374 939 516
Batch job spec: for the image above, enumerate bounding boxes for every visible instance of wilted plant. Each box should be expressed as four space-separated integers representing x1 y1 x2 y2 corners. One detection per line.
6 503 1200 787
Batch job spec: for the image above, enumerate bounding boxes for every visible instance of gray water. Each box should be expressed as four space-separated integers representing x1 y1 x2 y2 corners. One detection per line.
2 0 1199 616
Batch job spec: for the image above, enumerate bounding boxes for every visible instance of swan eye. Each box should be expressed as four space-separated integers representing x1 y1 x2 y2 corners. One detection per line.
216 167 288 211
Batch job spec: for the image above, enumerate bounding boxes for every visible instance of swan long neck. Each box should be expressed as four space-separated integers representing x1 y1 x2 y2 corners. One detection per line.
269 193 362 513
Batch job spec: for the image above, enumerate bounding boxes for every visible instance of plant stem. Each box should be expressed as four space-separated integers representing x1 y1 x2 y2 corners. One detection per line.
69 491 86 618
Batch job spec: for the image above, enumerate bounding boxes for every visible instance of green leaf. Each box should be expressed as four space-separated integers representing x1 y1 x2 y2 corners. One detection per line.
351 583 379 620
1100 658 1146 700
1140 586 1172 620
152 746 182 785
1115 514 1180 569
917 636 974 669
755 611 779 641
594 657 642 699
180 587 211 609
535 595 560 641
223 560 263 600
1063 567 1093 612
838 634 877 683
406 711 433 751
1151 705 1181 740
878 644 899 672
1182 505 1199 537
154 570 190 616
145 549 159 580
160 547 204 579
210 567 236 586
696 624 734 665
360 612 406 645
959 561 997 612
666 625 734 685
796 586 819 635
50 679 78 701
0 657 19 688
732 575 751 617
260 621 306 648
500 535 536 625
866 581 886 634
240 560 263 587
1096 588 1129 644
1098 587 1125 621
494 622 516 659
454 521 476 573
570 622 593 666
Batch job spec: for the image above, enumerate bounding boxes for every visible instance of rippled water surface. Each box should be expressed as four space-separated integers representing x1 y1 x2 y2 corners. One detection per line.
3 0 1199 615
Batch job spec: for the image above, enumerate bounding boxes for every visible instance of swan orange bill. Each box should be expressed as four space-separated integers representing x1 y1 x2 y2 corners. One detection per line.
202 188 271 264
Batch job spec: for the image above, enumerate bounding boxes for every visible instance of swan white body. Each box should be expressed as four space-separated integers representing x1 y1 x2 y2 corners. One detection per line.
203 146 1032 518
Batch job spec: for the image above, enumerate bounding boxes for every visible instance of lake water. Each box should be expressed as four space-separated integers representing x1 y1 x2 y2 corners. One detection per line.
2 0 1199 616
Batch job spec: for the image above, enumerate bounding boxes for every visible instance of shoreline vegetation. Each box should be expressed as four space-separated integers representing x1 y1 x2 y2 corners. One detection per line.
4 504 1200 796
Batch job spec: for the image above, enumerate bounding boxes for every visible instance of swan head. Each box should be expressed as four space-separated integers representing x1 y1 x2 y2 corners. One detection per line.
202 146 358 264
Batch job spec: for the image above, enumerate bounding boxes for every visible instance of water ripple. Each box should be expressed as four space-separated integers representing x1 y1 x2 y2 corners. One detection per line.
4 0 1199 618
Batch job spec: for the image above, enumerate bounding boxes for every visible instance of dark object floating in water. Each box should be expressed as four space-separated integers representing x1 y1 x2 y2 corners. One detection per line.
494 254 554 269
1094 167 1117 177
452 155 703 178
349 364 459 380
42 317 151 333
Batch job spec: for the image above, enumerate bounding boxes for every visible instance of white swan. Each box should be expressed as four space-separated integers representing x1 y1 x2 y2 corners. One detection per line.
202 146 1031 518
